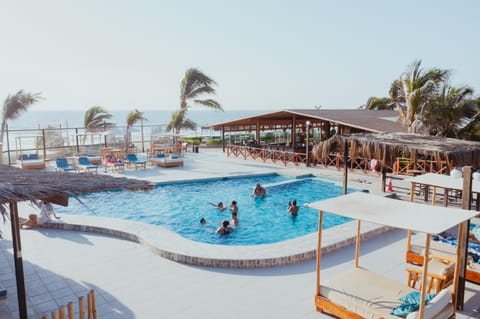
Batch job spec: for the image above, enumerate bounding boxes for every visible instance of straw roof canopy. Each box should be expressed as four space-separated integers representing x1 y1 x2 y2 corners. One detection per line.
0 165 155 206
312 132 480 169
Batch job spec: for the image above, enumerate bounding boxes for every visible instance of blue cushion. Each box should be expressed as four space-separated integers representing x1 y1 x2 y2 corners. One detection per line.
156 153 165 158
390 292 436 317
29 154 39 160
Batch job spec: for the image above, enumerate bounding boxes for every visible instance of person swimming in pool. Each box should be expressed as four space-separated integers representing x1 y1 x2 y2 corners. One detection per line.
251 183 267 198
216 219 233 235
288 200 299 217
200 218 206 225
231 211 239 227
230 200 238 214
208 202 227 212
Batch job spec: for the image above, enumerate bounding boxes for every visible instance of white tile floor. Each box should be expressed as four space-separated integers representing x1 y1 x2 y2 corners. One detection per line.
0 149 479 318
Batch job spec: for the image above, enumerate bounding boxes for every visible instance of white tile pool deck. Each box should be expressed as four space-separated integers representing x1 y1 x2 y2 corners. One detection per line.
0 149 479 318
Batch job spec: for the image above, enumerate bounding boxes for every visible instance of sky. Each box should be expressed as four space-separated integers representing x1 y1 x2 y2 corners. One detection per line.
0 0 479 111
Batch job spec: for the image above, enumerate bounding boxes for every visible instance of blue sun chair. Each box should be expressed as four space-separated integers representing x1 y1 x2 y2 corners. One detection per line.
55 158 77 173
77 156 98 174
126 154 147 170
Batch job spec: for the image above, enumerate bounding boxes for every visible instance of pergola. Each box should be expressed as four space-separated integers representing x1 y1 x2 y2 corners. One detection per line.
206 109 407 151
311 132 480 309
0 165 154 319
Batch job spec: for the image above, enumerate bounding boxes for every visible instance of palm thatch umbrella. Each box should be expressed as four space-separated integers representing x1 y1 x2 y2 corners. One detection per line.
0 165 154 319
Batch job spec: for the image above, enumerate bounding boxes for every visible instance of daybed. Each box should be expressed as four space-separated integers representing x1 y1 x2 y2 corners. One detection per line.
306 192 478 319
150 154 183 168
407 234 480 284
17 154 46 170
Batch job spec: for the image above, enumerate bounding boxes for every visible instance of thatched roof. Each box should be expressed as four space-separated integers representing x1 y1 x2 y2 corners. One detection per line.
312 132 480 169
0 165 155 206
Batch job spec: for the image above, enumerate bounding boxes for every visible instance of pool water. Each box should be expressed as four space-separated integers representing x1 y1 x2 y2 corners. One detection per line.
57 174 352 245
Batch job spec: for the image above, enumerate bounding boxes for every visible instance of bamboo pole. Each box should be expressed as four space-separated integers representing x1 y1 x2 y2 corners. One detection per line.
418 233 431 319
59 306 66 319
68 302 74 319
91 290 98 319
87 292 93 319
41 315 48 319
52 311 58 319
315 211 324 296
355 220 361 268
79 296 86 319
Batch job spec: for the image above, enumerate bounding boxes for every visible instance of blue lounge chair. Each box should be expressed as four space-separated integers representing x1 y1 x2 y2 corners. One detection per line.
55 158 77 172
77 156 98 174
126 154 147 170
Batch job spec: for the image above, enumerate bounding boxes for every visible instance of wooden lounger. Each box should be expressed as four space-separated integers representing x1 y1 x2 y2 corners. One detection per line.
317 268 454 319
407 236 480 284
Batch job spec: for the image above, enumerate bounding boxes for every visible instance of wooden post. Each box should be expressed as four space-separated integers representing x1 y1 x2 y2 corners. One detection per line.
52 311 58 319
91 290 98 319
455 166 472 310
222 127 225 152
41 315 48 319
418 233 431 319
355 220 361 268
342 142 348 195
79 296 86 319
88 292 93 319
9 202 28 319
68 302 75 319
59 306 66 319
315 211 324 296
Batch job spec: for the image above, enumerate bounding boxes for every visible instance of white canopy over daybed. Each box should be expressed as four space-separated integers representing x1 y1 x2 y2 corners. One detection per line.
307 192 478 319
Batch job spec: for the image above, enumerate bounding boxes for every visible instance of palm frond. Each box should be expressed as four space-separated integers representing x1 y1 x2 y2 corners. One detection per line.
193 99 223 110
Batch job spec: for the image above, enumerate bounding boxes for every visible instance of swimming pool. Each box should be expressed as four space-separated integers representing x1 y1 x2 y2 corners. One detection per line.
57 174 352 245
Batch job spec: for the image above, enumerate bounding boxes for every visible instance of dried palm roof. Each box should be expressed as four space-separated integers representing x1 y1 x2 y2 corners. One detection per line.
312 132 480 169
0 165 155 206
206 109 407 133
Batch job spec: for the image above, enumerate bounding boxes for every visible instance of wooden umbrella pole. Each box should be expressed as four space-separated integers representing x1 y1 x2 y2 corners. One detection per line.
315 211 324 296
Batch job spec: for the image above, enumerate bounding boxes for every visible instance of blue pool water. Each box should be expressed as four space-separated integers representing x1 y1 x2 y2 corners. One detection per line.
57 174 352 245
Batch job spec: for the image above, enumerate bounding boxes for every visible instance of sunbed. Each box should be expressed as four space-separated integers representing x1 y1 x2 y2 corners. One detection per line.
150 154 183 168
306 192 478 319
17 154 46 170
125 154 147 170
76 156 98 174
407 232 480 284
55 158 77 172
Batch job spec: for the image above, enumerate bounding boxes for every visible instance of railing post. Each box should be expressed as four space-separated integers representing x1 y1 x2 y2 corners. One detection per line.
75 128 80 154
42 129 47 160
6 123 11 165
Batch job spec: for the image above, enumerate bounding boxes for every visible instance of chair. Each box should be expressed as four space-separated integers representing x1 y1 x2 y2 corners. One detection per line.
77 156 98 174
126 154 147 170
55 158 77 172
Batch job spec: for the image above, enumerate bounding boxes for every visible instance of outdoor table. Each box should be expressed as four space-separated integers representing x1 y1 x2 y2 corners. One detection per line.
409 173 480 210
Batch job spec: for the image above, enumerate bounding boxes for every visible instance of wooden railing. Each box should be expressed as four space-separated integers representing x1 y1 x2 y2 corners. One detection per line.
41 290 97 319
392 157 449 176
226 145 307 166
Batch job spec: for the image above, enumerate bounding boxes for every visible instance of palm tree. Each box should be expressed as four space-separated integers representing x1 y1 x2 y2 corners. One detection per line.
83 106 113 144
180 68 222 112
125 109 145 152
424 85 474 137
0 90 42 164
362 97 395 110
390 60 449 131
84 106 113 132
166 110 197 135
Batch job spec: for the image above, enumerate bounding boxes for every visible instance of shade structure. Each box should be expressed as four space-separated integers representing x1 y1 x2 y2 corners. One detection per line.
0 164 155 319
306 192 478 234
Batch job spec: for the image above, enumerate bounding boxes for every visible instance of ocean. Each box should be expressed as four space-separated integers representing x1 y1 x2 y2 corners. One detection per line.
7 109 264 130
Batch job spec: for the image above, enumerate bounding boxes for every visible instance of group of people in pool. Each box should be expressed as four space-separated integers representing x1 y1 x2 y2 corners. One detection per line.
202 183 300 235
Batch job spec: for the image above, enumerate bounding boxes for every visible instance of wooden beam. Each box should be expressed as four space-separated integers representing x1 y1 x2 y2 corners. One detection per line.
355 220 361 268
455 166 472 310
9 202 28 319
316 211 324 296
343 142 348 195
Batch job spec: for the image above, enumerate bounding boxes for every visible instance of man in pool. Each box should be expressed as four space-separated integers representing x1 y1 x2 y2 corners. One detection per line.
208 202 227 212
231 211 239 227
288 200 299 217
230 200 238 214
251 183 267 197
216 219 233 235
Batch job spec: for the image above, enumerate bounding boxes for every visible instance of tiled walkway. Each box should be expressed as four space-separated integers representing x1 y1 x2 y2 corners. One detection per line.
0 149 479 318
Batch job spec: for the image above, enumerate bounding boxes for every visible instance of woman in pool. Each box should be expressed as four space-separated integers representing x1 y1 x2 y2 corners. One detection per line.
288 200 299 217
216 220 233 235
251 183 266 198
